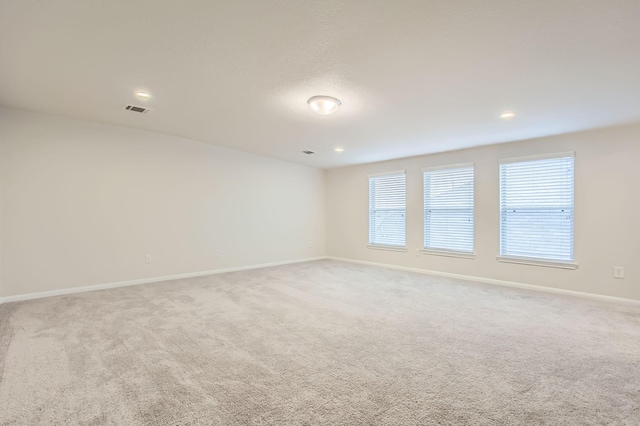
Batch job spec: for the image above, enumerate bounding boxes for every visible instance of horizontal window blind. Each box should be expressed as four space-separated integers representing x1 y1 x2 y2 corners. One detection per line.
369 172 406 247
423 165 474 253
500 155 574 262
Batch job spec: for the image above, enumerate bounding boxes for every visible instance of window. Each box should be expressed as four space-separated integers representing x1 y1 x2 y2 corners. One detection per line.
499 153 575 266
423 164 474 255
368 171 406 249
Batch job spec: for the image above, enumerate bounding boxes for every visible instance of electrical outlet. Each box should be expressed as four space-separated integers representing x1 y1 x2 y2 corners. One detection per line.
415 248 420 256
214 249 221 257
613 266 625 279
145 254 152 264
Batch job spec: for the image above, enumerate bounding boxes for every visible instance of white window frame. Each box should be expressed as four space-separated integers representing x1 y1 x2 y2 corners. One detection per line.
497 152 577 269
367 170 407 252
422 163 475 259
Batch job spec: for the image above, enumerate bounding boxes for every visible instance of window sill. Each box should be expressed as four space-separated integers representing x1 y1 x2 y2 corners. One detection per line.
422 249 475 259
367 244 407 253
497 256 578 270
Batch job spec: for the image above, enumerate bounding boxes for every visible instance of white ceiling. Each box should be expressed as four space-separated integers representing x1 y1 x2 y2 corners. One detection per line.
2 1 640 169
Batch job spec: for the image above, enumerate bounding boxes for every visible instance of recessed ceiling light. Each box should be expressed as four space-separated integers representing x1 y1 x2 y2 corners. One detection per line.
307 96 341 115
135 91 151 99
500 111 515 119
334 147 344 152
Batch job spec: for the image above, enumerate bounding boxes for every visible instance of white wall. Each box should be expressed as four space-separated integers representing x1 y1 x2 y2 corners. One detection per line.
3 107 639 302
0 108 325 298
326 124 640 301
0 128 5 297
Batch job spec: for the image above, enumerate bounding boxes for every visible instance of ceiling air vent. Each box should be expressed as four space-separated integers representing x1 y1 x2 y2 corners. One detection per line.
302 150 315 155
125 105 150 114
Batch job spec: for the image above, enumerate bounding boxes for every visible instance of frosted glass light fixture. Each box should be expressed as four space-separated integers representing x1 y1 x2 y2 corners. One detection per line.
307 96 341 115
135 91 152 99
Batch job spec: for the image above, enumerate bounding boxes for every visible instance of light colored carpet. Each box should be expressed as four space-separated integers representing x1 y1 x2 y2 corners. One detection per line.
0 260 639 425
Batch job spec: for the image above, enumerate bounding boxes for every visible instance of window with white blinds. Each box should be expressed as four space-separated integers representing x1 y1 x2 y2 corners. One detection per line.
423 164 474 254
499 154 574 263
368 172 406 247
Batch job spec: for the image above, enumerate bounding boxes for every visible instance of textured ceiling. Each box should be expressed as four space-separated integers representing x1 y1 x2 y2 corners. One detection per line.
1 0 640 168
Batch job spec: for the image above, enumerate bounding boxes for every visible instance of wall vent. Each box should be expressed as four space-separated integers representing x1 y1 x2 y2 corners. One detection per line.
301 150 315 154
125 105 150 114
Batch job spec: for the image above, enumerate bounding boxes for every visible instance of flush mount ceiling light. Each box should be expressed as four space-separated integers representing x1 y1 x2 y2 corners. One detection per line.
135 91 151 99
334 147 344 152
500 111 516 119
307 95 341 115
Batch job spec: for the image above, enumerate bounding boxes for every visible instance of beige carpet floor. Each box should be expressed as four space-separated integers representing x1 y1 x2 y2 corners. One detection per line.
0 260 639 425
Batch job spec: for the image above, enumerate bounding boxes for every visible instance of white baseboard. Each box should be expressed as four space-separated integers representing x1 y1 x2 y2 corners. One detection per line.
0 256 327 305
3 255 638 307
327 256 640 306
